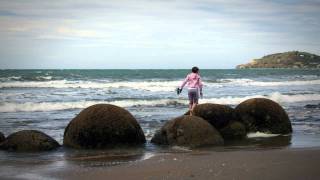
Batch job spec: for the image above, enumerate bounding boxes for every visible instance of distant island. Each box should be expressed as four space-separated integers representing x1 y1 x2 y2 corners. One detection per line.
236 51 320 69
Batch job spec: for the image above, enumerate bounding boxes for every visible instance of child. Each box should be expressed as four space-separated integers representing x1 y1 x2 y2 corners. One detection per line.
178 67 203 115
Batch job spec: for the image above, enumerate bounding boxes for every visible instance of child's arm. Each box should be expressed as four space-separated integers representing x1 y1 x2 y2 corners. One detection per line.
199 77 203 98
180 75 189 89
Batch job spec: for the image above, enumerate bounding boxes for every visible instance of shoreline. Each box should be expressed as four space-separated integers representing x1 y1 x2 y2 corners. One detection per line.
47 147 320 180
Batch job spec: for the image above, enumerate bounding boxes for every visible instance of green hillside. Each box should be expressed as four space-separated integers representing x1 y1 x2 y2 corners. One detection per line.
236 51 320 69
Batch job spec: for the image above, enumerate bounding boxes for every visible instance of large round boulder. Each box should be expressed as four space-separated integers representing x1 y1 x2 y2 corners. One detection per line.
220 121 247 140
186 103 236 129
0 130 60 152
63 104 146 149
151 115 224 148
0 132 5 143
235 98 292 134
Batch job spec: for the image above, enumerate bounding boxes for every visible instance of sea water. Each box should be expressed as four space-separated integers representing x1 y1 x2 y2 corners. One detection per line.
0 69 320 177
1 69 320 145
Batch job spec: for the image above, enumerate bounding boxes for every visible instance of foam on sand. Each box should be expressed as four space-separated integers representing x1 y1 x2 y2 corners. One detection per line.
247 132 281 138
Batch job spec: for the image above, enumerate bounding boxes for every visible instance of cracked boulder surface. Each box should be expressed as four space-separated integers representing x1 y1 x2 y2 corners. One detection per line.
0 130 60 152
235 98 292 134
63 104 146 149
151 115 223 148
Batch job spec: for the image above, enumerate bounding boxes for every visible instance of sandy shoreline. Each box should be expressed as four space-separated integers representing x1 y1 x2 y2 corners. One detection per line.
47 147 320 180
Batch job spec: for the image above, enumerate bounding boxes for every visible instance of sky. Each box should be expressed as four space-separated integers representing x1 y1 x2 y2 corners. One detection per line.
0 0 319 69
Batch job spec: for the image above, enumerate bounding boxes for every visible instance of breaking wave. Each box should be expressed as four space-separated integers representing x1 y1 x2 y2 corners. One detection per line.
1 78 320 92
1 92 320 112
218 78 320 87
0 80 182 92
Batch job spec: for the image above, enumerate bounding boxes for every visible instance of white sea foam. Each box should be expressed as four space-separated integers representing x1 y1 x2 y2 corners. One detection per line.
0 80 182 92
247 132 281 138
36 76 53 80
1 78 319 91
219 78 320 87
0 76 22 81
0 99 187 112
268 92 320 103
248 79 320 86
201 92 320 105
1 92 320 112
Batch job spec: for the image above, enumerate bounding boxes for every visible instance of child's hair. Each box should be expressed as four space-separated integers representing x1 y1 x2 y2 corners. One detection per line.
192 66 199 73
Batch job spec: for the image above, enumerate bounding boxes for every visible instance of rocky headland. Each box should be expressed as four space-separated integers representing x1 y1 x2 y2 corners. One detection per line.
236 51 320 69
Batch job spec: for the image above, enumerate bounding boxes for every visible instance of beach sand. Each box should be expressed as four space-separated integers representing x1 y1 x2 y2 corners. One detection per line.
52 147 320 180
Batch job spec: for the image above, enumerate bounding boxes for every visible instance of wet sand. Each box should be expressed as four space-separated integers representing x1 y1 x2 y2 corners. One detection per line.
53 147 320 180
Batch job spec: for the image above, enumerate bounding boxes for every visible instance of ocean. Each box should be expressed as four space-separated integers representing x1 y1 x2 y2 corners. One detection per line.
0 69 320 177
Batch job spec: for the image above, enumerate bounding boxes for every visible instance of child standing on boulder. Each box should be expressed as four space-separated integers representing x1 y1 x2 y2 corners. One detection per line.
178 67 203 116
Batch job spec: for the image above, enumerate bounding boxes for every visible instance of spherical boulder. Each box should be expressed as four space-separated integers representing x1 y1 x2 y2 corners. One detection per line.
0 132 5 143
186 103 236 129
151 115 224 148
0 130 60 152
235 98 292 134
220 121 247 140
63 104 146 149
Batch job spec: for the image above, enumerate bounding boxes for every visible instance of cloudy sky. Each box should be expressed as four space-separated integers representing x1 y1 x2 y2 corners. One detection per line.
0 0 319 69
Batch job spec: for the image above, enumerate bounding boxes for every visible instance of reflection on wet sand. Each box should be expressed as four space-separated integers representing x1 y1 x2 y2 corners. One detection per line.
224 135 292 149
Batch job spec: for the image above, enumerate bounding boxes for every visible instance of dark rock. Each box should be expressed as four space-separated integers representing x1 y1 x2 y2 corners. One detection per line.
0 130 60 152
220 121 247 140
151 115 223 148
0 132 5 143
63 104 146 149
184 104 246 140
235 98 292 134
186 103 236 129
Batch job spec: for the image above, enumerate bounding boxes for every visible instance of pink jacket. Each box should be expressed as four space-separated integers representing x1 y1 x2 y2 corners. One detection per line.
180 73 203 90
